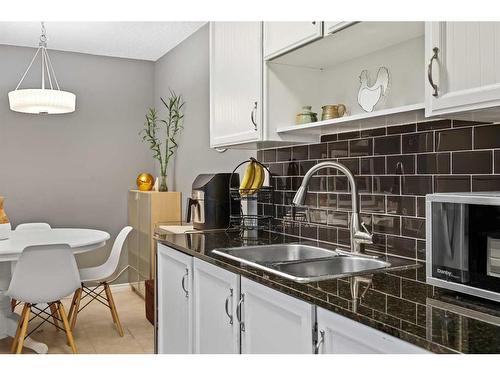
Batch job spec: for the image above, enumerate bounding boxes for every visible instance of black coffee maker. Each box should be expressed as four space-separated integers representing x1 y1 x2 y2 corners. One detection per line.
186 173 239 230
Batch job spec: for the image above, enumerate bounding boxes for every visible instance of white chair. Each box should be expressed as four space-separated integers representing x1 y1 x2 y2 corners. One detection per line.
15 222 51 231
68 226 133 337
6 244 80 354
11 222 52 312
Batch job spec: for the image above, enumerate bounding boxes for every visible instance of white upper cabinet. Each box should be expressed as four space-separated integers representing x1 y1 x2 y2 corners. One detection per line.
425 22 500 117
323 21 356 35
193 259 240 354
240 277 314 354
263 22 323 60
316 307 429 354
157 244 193 354
209 22 262 148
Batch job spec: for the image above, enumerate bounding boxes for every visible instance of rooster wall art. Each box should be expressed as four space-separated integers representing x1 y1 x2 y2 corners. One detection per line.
357 67 390 112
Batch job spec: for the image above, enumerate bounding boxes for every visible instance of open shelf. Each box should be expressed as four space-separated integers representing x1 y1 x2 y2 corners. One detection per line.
265 21 426 144
276 103 425 136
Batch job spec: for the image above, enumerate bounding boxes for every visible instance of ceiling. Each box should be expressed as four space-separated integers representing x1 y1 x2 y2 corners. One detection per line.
0 22 206 61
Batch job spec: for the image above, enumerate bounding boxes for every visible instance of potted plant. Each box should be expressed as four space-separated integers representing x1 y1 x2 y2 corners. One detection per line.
141 90 185 192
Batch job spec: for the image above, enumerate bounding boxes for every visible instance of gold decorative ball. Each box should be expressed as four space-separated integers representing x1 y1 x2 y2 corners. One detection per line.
136 173 154 191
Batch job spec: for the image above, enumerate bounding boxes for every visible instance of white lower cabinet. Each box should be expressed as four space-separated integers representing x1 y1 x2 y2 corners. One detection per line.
193 258 240 353
157 244 193 354
158 246 429 354
316 307 429 354
240 277 314 354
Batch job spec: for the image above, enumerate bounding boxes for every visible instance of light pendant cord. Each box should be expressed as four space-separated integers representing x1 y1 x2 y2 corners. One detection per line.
14 22 60 91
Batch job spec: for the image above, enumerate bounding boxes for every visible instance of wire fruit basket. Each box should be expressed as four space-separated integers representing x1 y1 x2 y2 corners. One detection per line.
227 158 275 233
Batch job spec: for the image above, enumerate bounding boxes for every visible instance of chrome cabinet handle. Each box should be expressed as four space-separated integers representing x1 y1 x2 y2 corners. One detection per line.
181 268 189 298
427 47 439 97
315 330 325 353
236 293 245 332
250 102 258 130
224 288 233 325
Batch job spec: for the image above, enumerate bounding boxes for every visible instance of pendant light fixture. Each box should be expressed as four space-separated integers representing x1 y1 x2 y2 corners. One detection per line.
8 22 76 114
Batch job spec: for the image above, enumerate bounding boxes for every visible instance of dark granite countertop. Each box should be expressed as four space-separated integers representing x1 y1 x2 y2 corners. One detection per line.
154 227 500 354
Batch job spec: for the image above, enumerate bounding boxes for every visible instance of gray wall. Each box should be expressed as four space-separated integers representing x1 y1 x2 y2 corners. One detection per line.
154 24 254 218
0 45 155 281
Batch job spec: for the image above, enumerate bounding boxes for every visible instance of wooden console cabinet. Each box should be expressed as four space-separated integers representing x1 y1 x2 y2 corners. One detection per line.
128 190 181 297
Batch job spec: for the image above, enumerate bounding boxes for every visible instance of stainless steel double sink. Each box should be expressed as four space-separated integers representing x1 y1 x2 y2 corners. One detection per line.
212 244 392 283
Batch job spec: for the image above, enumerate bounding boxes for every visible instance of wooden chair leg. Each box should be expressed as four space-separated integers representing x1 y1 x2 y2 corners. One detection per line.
11 299 17 312
49 303 60 329
104 283 124 337
14 304 31 354
11 303 29 353
57 301 77 354
69 288 82 331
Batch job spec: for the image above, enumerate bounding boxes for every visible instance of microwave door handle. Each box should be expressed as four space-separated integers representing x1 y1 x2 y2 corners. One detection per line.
440 207 453 258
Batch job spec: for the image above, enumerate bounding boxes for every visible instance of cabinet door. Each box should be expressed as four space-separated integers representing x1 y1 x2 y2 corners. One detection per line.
323 21 356 35
263 22 323 59
316 307 429 354
210 22 262 147
240 277 314 354
157 244 193 354
426 22 500 117
193 259 240 353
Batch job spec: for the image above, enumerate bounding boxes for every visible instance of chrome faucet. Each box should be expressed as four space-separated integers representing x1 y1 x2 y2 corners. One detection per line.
292 161 373 254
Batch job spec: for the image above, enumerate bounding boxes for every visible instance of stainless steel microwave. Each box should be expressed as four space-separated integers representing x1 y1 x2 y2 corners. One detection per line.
427 192 500 302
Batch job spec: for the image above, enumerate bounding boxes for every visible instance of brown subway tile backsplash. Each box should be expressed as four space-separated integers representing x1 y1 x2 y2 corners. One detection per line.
472 175 500 191
350 138 373 156
361 127 386 137
402 132 433 153
452 151 492 174
263 149 276 162
292 145 309 160
328 141 349 158
434 175 471 193
360 195 385 213
338 130 360 140
435 127 472 151
261 117 500 317
417 153 450 174
386 155 415 175
387 196 416 216
387 235 416 258
373 176 401 195
360 156 386 175
402 176 433 195
402 217 426 239
276 147 292 162
309 143 328 159
387 123 416 135
474 124 500 149
374 135 401 155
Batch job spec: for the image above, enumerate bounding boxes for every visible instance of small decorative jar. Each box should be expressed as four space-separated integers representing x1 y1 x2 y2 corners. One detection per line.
295 106 318 125
321 104 346 120
0 196 12 240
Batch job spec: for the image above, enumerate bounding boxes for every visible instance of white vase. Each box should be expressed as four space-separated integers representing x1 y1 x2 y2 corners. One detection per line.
0 222 12 240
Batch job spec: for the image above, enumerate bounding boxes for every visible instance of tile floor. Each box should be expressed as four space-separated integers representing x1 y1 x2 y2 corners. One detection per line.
0 287 154 354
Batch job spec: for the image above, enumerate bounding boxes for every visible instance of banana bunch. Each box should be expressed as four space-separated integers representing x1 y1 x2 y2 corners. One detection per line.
239 160 265 196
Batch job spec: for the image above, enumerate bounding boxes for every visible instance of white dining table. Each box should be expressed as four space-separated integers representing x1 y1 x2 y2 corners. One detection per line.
0 228 110 354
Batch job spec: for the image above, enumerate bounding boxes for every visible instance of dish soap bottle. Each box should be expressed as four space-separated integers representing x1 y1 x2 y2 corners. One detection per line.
0 196 12 240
